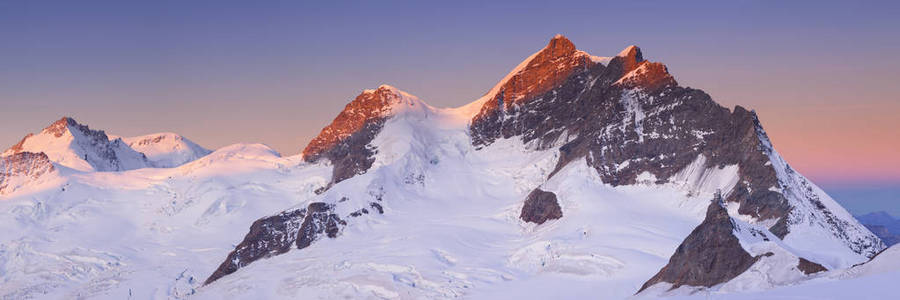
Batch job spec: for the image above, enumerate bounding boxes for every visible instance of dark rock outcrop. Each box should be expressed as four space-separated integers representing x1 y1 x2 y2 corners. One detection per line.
0 152 56 195
468 36 884 258
369 202 384 214
295 202 346 249
520 189 562 224
797 257 828 275
204 208 307 284
349 208 369 217
205 202 346 285
638 199 760 293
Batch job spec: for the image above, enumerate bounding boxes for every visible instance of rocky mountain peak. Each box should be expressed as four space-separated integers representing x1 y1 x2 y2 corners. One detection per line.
32 116 113 144
469 35 597 142
302 85 407 162
638 197 760 293
3 116 150 172
614 60 677 92
617 45 644 73
301 85 420 186
545 34 578 60
4 117 86 156
489 35 593 104
41 117 78 138
610 45 675 92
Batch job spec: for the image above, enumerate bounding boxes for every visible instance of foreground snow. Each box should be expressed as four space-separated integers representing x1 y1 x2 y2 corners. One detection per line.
0 144 330 298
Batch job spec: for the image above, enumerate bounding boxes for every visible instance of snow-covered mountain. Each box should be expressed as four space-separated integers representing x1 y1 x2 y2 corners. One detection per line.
122 133 212 168
0 118 212 196
856 211 900 246
0 35 889 299
3 117 151 172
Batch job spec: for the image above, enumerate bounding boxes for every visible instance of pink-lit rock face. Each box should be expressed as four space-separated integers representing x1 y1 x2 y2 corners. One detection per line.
302 86 400 162
0 151 55 195
472 35 596 122
301 86 406 186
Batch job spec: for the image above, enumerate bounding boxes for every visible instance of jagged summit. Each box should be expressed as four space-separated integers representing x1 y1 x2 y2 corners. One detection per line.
42 117 78 137
468 38 674 148
302 85 413 161
474 35 597 109
2 117 149 172
363 84 406 95
617 45 640 56
544 34 577 60
4 117 77 155
616 45 644 73
0 116 218 172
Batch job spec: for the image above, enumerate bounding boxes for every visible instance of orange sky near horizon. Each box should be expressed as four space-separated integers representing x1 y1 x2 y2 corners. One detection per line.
759 103 900 183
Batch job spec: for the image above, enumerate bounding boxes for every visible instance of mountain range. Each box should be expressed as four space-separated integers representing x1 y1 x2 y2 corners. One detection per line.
0 35 894 299
856 211 900 246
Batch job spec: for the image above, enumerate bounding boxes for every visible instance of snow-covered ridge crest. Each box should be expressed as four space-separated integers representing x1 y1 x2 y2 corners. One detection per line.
3 117 213 173
2 117 150 172
458 34 605 119
752 115 884 262
122 132 212 168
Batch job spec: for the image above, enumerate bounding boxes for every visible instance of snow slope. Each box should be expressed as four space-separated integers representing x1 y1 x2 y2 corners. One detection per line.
2 118 151 172
0 144 330 299
122 133 212 168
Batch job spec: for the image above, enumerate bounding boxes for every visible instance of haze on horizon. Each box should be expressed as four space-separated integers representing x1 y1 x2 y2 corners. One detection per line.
2 1 899 194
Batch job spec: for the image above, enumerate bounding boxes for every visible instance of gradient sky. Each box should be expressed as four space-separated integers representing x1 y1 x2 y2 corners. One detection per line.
2 1 898 215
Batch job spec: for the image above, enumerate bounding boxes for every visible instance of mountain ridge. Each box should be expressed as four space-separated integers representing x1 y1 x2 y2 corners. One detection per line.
3 117 150 172
202 35 883 296
0 35 887 299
